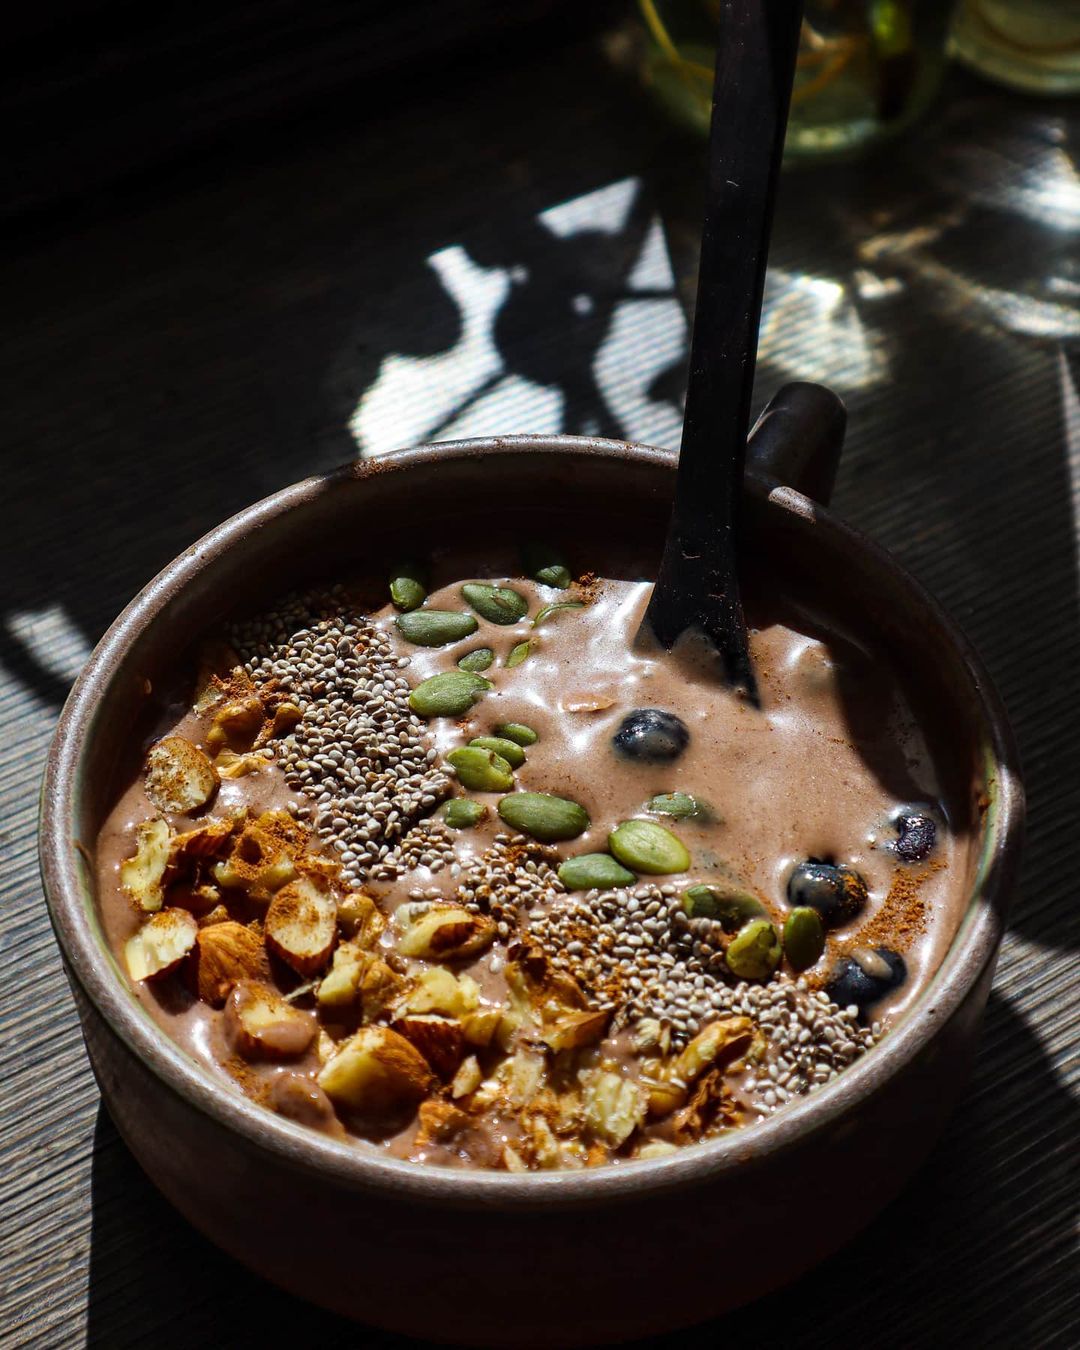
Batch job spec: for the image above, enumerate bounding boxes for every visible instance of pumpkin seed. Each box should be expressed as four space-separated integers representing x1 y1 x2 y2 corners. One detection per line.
498 792 589 842
408 671 491 718
522 542 571 590
462 583 529 625
783 907 826 971
447 747 515 793
389 561 427 612
647 792 703 819
725 919 782 980
496 722 538 746
457 647 495 672
557 853 635 890
442 799 487 829
682 884 767 931
533 601 585 627
608 820 690 875
506 641 531 667
395 610 478 647
469 735 526 768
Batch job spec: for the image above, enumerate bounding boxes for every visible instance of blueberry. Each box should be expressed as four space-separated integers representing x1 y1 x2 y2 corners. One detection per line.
825 947 906 1019
786 860 868 927
612 709 689 762
891 805 938 863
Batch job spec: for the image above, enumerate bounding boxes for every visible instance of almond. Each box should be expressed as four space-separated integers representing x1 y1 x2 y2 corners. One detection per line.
579 1068 644 1147
671 1016 753 1087
120 818 171 913
317 1026 434 1117
144 735 219 814
190 920 270 1006
224 979 317 1060
392 1014 466 1079
166 815 239 876
415 1099 470 1146
316 941 367 1008
124 907 198 981
264 875 338 975
540 1007 611 1054
401 966 479 1018
206 694 265 753
359 957 404 1021
336 892 385 947
397 905 496 961
451 1054 483 1099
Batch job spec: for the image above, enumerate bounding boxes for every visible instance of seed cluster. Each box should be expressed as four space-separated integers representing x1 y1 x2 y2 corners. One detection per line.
529 883 877 1101
454 834 566 940
231 592 450 889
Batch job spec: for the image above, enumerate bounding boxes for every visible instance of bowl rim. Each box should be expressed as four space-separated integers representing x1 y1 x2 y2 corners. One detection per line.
40 433 1024 1209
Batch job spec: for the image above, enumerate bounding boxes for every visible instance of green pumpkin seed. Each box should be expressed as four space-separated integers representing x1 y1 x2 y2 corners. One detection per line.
458 647 495 672
557 853 635 890
647 792 703 820
408 672 491 718
725 919 782 981
462 583 529 625
608 820 690 875
442 799 487 829
469 735 526 768
783 907 826 971
682 884 767 931
533 601 585 627
496 722 538 746
395 610 478 647
498 792 589 842
447 747 515 793
521 542 571 590
389 561 427 612
506 641 531 667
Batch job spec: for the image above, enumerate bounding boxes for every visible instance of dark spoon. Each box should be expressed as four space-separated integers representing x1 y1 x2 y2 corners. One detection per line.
640 0 805 702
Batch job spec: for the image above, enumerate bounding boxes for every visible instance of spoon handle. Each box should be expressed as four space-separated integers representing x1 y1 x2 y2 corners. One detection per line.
643 0 804 694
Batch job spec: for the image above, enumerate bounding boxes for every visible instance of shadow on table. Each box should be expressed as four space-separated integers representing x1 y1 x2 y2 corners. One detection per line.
85 992 1076 1350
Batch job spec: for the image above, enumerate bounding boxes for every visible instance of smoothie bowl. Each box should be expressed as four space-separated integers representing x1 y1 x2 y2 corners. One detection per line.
40 404 1022 1346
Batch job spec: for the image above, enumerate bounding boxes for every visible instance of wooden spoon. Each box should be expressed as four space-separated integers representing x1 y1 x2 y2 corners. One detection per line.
640 0 805 703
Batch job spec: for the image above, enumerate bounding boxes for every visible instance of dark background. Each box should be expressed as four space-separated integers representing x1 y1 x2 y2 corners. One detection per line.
1 4 1077 1346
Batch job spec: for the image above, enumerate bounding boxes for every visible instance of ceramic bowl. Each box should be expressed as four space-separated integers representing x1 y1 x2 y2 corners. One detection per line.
40 389 1023 1346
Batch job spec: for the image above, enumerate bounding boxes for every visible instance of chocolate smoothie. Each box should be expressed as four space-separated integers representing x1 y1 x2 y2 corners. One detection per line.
96 546 972 1170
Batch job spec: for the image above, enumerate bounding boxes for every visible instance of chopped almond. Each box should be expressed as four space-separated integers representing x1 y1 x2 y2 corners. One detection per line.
392 1014 466 1079
224 980 317 1060
124 907 198 981
166 815 239 876
540 1007 611 1054
671 1016 753 1087
206 695 265 753
579 1069 644 1147
461 1005 504 1048
120 818 171 913
264 875 338 975
317 941 367 1008
197 904 231 928
451 1055 483 1099
397 906 496 961
190 920 270 1006
336 892 385 947
401 966 477 1018
317 1026 434 1117
359 957 404 1021
144 736 219 814
416 1099 470 1146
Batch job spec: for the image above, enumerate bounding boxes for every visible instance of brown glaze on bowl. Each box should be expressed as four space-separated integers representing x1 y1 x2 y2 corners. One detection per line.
39 431 1023 1347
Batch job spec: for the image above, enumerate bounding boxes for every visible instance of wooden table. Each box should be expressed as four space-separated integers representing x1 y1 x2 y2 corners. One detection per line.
2 36 1076 1349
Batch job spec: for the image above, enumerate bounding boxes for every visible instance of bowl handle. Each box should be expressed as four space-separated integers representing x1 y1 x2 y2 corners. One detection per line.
746 382 846 506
